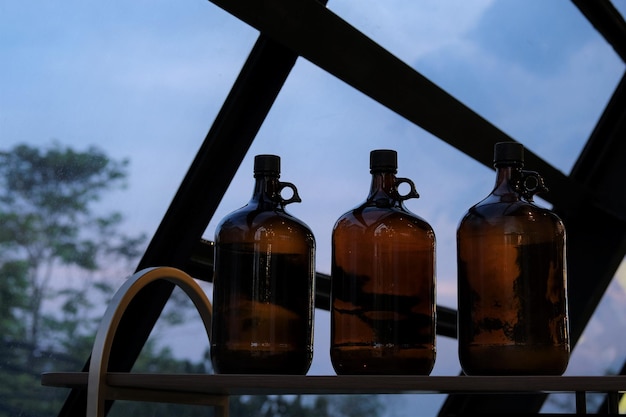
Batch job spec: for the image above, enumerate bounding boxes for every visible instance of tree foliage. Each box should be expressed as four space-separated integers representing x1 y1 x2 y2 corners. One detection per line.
0 142 149 416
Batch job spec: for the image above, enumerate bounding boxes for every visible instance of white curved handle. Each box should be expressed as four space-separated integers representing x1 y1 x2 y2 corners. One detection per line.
87 267 213 416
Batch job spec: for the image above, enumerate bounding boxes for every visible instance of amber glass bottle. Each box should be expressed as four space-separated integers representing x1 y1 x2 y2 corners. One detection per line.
330 149 436 375
457 142 570 375
211 154 316 374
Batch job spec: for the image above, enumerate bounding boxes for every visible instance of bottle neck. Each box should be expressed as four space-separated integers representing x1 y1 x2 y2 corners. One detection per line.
492 164 523 197
367 170 397 205
251 174 281 206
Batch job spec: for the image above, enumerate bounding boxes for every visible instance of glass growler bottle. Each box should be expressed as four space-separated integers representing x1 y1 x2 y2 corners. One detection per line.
211 154 316 374
457 142 570 375
330 149 436 375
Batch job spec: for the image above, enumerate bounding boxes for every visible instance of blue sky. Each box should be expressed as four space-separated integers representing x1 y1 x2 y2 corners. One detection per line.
2 1 625 414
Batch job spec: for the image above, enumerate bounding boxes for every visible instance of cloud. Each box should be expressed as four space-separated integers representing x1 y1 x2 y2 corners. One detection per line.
329 0 494 60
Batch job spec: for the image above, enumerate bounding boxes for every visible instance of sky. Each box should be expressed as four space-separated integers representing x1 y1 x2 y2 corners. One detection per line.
2 1 626 415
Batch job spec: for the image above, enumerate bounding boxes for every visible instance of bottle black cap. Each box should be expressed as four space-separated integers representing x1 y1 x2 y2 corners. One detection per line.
254 154 280 175
370 149 397 172
494 142 524 165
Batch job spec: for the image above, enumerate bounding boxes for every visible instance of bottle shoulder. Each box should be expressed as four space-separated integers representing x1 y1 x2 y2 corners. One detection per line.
216 205 314 239
334 203 434 232
458 197 565 232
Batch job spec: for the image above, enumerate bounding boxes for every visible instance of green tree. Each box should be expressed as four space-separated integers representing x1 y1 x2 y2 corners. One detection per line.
0 142 149 416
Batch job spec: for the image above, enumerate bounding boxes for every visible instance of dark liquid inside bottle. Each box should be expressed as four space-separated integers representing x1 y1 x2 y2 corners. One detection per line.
211 154 315 375
211 243 314 374
457 142 570 375
330 149 436 375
